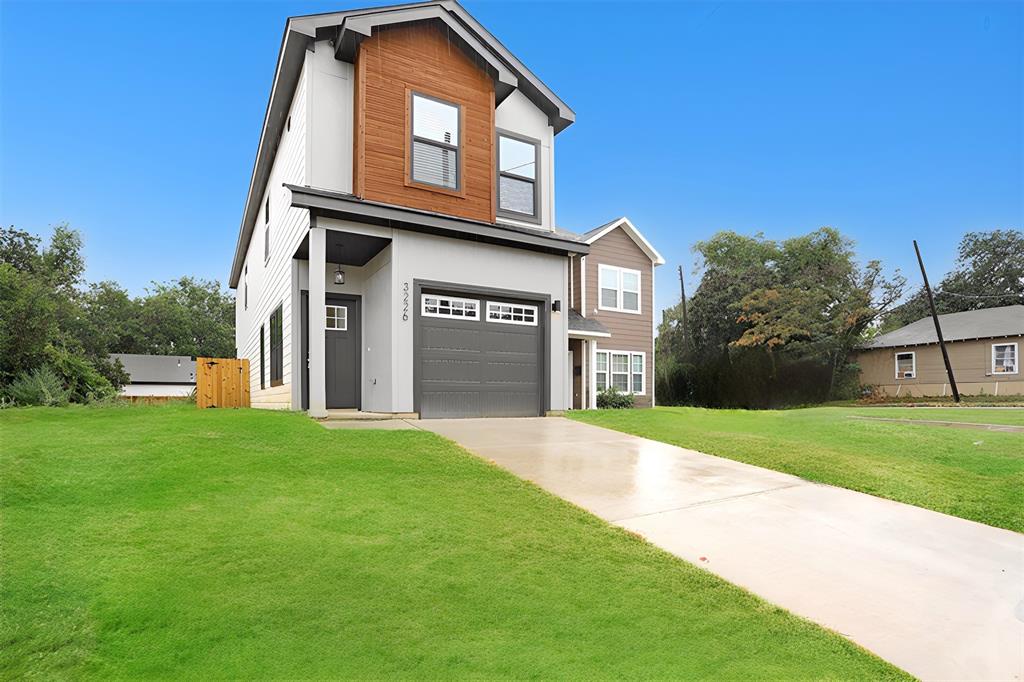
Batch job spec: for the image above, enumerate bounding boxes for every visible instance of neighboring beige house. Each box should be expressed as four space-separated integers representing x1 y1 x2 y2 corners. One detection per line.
854 305 1023 397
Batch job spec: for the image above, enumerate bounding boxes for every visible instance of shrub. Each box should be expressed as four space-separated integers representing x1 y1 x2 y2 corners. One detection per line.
44 344 116 402
6 365 71 406
597 387 634 409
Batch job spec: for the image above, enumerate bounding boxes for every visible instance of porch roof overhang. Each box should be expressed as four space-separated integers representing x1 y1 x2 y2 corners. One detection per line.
568 309 611 338
287 184 590 258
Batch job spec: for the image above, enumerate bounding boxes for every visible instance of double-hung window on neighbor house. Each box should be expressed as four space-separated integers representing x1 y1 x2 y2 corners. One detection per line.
497 132 539 222
599 264 641 313
410 92 460 190
595 350 645 394
992 342 1018 374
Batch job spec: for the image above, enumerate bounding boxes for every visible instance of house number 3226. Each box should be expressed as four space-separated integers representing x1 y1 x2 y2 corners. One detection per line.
402 282 409 321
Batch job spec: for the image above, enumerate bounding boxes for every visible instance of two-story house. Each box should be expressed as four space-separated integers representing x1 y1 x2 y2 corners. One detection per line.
228 0 664 418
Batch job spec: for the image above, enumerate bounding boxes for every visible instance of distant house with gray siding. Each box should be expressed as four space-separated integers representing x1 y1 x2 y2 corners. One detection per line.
110 354 196 398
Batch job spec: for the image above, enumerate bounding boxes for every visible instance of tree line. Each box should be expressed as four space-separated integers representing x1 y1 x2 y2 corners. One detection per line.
0 224 234 404
656 227 1023 408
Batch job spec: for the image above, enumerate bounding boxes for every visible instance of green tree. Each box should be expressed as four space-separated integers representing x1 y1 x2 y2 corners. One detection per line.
137 277 235 357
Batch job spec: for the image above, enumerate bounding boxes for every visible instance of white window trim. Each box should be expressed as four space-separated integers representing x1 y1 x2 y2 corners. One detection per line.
597 264 642 314
326 304 348 331
485 301 538 326
594 349 646 395
894 351 916 379
991 342 1019 375
421 294 480 321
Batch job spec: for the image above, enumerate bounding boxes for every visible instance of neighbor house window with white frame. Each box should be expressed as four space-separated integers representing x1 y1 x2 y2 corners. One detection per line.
497 132 538 221
326 305 347 331
895 351 916 379
594 350 645 394
992 342 1018 374
598 265 641 313
410 92 460 190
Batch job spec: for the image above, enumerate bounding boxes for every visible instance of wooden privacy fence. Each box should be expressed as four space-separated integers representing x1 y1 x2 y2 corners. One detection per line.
196 357 251 409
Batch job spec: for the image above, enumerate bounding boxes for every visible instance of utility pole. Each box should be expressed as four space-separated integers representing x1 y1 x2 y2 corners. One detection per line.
678 265 689 349
914 240 960 403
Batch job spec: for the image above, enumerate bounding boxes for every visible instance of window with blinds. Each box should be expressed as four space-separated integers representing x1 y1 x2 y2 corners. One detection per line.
411 93 460 190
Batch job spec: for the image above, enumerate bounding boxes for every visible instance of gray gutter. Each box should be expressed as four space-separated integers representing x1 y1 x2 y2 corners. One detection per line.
286 184 589 257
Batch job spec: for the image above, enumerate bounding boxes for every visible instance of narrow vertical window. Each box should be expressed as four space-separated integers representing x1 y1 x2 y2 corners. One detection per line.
270 305 283 387
410 93 460 190
259 324 266 389
497 132 539 221
243 266 248 310
264 196 270 262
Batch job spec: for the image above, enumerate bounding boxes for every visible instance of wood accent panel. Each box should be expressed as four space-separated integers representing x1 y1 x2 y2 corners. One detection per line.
353 22 495 222
196 357 251 409
582 227 656 408
854 335 1024 396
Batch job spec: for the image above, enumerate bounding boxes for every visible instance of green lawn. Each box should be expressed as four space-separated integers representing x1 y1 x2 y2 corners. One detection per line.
570 406 1024 532
0 406 904 679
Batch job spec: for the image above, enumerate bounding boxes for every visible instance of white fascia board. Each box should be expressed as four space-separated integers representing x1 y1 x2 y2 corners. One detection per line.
585 217 666 266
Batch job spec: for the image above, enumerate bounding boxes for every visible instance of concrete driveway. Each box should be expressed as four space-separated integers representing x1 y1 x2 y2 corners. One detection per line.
415 417 1024 682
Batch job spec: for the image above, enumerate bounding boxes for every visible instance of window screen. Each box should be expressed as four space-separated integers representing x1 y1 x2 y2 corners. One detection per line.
993 344 1017 374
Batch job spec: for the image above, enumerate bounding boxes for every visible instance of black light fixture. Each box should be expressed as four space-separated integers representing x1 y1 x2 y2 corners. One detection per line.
552 299 561 313
333 264 345 285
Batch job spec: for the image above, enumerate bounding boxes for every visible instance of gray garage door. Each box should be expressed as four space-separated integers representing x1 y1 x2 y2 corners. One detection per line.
417 290 544 418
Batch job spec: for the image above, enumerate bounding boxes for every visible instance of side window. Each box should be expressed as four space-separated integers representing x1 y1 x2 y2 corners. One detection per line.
992 343 1018 374
497 132 539 222
259 324 266 390
595 350 645 395
270 305 283 387
895 351 915 379
264 196 270 263
243 266 248 310
410 92 460 190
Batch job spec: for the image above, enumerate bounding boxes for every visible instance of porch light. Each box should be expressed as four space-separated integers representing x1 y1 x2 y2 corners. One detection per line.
333 265 345 285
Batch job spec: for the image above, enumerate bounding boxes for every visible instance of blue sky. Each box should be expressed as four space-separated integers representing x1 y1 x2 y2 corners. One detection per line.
1 1 1021 317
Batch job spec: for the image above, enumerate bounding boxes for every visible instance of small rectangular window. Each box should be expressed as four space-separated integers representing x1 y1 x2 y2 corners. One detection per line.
243 266 248 310
269 305 283 387
595 352 608 391
411 93 460 190
598 265 641 313
259 324 265 390
992 343 1018 374
326 305 348 331
497 133 539 221
421 294 479 320
895 351 916 379
486 301 538 326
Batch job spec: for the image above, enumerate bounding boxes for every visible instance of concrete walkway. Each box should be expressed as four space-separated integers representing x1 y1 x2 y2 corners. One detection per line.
415 417 1024 682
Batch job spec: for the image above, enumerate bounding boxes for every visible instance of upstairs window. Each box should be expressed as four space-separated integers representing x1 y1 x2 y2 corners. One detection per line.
598 264 641 313
497 132 539 221
243 266 248 310
411 93 460 190
895 351 916 379
992 343 1018 374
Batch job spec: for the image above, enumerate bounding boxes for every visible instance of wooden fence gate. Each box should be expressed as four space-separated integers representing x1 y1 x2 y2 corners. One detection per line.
196 357 251 409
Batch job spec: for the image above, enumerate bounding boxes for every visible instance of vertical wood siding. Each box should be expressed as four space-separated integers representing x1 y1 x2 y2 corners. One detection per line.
354 22 495 223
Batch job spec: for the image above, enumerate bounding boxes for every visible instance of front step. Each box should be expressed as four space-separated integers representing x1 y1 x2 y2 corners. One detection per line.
320 409 419 421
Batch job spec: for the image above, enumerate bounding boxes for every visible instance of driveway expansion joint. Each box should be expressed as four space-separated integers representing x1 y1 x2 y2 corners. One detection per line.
609 482 807 523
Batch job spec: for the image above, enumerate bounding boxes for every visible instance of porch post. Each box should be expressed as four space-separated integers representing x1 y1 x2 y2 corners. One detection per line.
308 226 328 417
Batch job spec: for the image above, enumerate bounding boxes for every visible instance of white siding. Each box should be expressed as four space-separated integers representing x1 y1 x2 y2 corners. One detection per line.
236 54 311 407
309 40 354 192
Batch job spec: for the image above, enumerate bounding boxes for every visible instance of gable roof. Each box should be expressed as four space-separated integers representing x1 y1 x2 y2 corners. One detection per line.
229 0 575 288
859 305 1024 349
110 354 196 384
583 217 665 266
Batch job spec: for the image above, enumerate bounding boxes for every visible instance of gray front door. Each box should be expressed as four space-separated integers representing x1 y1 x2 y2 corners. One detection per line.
417 289 543 418
326 295 361 409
